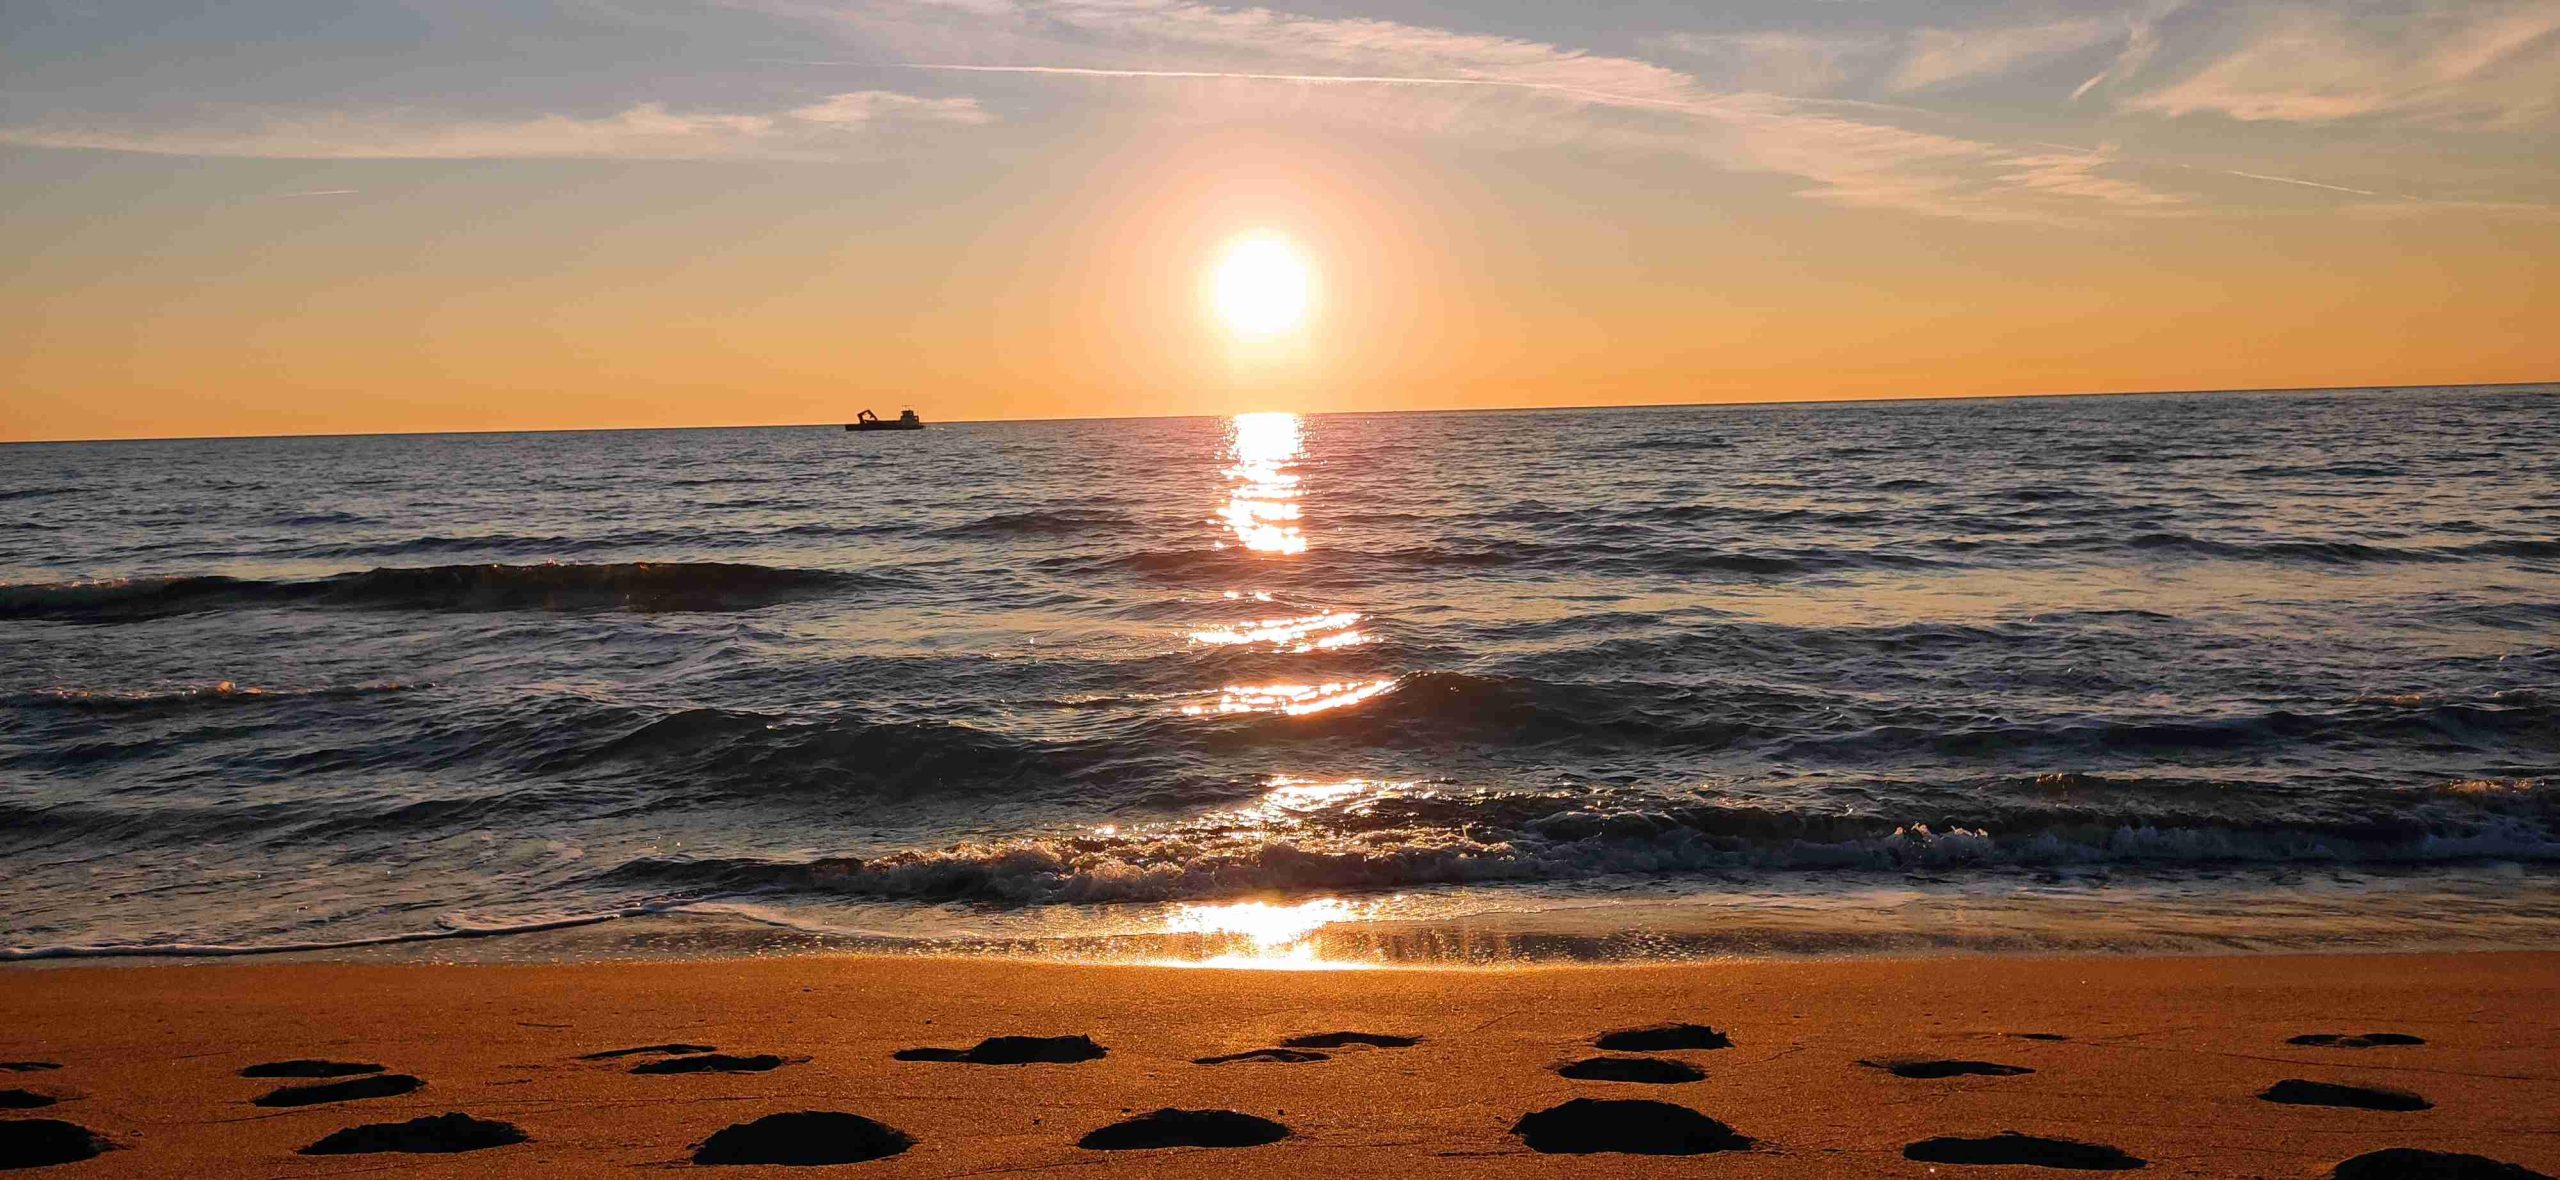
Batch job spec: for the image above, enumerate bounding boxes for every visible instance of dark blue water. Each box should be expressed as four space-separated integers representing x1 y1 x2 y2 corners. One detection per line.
4 387 2557 963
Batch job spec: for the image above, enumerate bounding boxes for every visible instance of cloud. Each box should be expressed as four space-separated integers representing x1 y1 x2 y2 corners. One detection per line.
2072 0 2187 101
1996 149 2186 207
770 0 2186 220
785 90 994 125
2122 1 2560 126
1887 18 2123 93
1640 30 1888 95
0 91 990 160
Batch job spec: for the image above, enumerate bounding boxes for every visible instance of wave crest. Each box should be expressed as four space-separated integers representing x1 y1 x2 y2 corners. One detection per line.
0 562 871 621
600 778 2560 906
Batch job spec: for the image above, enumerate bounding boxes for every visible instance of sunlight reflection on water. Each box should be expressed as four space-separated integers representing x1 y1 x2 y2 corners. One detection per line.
1218 412 1308 555
1185 412 1395 720
1187 610 1366 651
1182 678 1396 716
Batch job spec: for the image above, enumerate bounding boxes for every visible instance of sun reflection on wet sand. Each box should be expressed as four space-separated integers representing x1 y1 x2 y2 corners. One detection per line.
1218 412 1308 554
1160 897 1377 969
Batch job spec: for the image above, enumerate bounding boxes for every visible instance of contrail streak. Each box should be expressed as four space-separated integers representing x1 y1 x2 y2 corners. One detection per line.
2213 168 2382 197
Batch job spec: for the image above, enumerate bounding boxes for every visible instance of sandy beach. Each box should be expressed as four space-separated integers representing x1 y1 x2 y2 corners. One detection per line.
3 950 2554 1176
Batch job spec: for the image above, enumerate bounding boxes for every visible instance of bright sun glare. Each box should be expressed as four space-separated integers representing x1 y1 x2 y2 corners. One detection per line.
1210 232 1313 340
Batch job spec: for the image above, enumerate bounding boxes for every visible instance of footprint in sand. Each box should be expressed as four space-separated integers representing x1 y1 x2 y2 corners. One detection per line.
1079 1109 1291 1150
300 1113 528 1156
632 1054 796 1075
691 1111 913 1166
1195 1049 1329 1065
1555 1057 1705 1084
894 1035 1105 1064
1593 1024 1732 1052
578 1043 718 1060
2331 1148 2553 1180
1861 1059 2036 1079
0 1119 114 1169
1 1088 62 1110
251 1074 425 1107
2259 1079 2431 1111
1903 1132 2146 1170
2290 1033 2427 1049
240 1060 384 1079
1511 1097 1752 1155
1278 1032 1419 1050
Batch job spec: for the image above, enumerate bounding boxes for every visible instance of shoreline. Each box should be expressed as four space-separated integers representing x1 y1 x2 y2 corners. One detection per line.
4 950 2554 1176
13 865 2559 968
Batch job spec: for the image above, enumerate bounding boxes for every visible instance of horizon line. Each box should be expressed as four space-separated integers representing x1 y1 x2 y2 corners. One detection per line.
5 378 2553 447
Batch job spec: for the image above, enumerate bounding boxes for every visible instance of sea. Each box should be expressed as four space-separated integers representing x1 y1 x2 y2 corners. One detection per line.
4 385 2556 966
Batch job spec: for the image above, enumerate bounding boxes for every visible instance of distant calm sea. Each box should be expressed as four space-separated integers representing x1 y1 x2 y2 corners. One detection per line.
5 387 2557 965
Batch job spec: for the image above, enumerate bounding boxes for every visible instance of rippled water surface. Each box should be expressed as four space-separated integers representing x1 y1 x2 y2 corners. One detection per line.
5 387 2557 963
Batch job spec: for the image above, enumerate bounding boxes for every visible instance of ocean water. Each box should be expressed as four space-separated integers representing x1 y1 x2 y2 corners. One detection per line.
4 386 2557 965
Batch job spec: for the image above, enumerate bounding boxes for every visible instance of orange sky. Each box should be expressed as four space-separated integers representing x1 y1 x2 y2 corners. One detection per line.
3 1 2556 441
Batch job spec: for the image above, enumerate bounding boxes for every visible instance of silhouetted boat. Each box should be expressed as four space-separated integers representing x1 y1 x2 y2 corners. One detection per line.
847 409 924 432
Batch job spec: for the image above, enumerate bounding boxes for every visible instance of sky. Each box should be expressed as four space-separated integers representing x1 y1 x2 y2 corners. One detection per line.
2 0 2555 440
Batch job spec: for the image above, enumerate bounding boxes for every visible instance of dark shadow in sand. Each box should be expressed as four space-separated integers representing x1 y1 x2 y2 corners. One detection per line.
1079 1109 1290 1150
1556 1057 1705 1084
1903 1132 2145 1170
300 1113 527 1155
252 1074 425 1107
2332 1149 2554 1179
579 1043 717 1060
692 1111 914 1166
1511 1098 1752 1155
2291 1033 2427 1049
1594 1024 1732 1052
1278 1032 1419 1050
631 1054 790 1075
2260 1079 2430 1111
0 1119 111 1169
0 1064 60 1073
1862 1059 2035 1079
0 1089 60 1110
2006 1033 2070 1042
241 1060 384 1079
1195 1049 1328 1065
894 1035 1104 1065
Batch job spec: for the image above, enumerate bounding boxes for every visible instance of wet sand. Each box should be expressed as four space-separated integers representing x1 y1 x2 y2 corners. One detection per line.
1 951 2554 1177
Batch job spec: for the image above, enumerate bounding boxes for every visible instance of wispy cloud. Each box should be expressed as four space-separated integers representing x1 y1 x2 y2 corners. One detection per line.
769 0 2185 220
1888 18 2122 93
1640 30 1887 96
0 91 990 160
2123 0 2560 126
2072 0 2187 102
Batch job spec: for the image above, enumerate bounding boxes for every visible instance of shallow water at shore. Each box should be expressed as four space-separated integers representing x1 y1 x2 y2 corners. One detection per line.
4 386 2556 963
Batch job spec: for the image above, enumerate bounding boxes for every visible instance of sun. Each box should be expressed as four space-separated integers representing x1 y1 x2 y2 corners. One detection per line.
1210 231 1313 340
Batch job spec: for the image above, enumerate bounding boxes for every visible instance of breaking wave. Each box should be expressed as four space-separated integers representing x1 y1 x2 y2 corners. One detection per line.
599 778 2560 906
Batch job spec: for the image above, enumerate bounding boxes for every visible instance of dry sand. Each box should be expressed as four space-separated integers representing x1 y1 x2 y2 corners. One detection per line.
1 951 2554 1177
